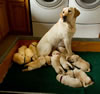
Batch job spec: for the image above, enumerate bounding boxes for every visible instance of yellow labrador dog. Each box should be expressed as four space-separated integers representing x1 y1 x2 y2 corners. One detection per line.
37 7 80 57
24 7 80 71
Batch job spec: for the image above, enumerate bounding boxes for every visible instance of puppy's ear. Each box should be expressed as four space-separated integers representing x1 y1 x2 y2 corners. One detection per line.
74 8 80 18
74 55 79 61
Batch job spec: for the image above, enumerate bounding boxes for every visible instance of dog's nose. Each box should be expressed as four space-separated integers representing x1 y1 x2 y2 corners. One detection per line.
63 16 67 22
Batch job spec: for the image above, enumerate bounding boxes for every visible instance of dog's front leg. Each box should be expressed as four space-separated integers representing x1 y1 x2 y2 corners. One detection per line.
64 39 72 56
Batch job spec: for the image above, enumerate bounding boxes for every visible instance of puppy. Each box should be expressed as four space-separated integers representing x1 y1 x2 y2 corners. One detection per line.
65 70 74 77
37 7 80 56
18 45 27 56
25 48 33 58
13 53 31 65
60 54 73 70
13 53 25 65
51 50 65 74
73 68 94 87
22 56 51 71
56 74 82 88
68 55 90 72
22 56 46 71
29 42 38 60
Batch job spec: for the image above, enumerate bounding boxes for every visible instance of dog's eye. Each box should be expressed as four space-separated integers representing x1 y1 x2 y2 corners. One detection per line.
63 11 64 13
68 10 72 13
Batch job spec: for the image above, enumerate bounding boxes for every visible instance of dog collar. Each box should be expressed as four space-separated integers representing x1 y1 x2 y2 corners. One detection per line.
31 57 33 61
60 75 63 83
24 57 26 64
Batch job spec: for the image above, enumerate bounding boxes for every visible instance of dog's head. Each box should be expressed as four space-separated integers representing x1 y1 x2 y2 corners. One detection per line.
60 7 80 22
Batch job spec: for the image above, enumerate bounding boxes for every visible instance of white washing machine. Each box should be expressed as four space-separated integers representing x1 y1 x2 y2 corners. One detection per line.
69 0 100 38
30 0 68 37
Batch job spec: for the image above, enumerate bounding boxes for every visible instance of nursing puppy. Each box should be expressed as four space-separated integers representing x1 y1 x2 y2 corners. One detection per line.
60 54 73 70
51 50 65 74
68 55 90 72
57 46 74 70
37 7 80 57
73 68 94 87
58 46 67 55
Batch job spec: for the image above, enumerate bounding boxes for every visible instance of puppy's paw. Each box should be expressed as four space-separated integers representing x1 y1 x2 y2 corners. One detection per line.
32 55 38 61
22 67 33 72
56 66 65 74
62 64 69 70
83 81 94 88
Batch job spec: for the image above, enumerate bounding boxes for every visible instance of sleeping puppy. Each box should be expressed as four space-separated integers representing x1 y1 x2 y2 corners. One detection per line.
68 55 90 72
37 7 80 57
56 74 82 88
22 56 51 71
73 68 94 87
13 53 31 65
22 56 46 71
13 45 33 65
51 50 65 74
13 53 25 65
25 48 34 58
18 45 27 56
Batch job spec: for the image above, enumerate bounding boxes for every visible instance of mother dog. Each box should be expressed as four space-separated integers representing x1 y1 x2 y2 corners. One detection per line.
37 7 80 56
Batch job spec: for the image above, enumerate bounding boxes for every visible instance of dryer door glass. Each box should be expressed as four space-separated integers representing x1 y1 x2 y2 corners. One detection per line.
76 0 100 9
36 0 63 8
82 0 96 3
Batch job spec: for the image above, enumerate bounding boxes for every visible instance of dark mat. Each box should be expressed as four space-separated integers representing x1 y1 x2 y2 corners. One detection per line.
0 52 100 94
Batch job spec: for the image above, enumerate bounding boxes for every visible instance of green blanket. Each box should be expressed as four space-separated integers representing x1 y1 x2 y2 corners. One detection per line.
0 52 100 94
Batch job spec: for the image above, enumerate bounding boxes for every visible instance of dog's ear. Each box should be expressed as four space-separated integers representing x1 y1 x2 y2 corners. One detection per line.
74 8 80 18
60 12 63 18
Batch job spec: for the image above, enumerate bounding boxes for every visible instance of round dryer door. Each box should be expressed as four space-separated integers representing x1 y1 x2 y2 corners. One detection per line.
30 0 68 22
76 0 100 9
36 0 63 8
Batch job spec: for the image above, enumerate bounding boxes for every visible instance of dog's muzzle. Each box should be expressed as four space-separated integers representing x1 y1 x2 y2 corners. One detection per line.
63 16 67 22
